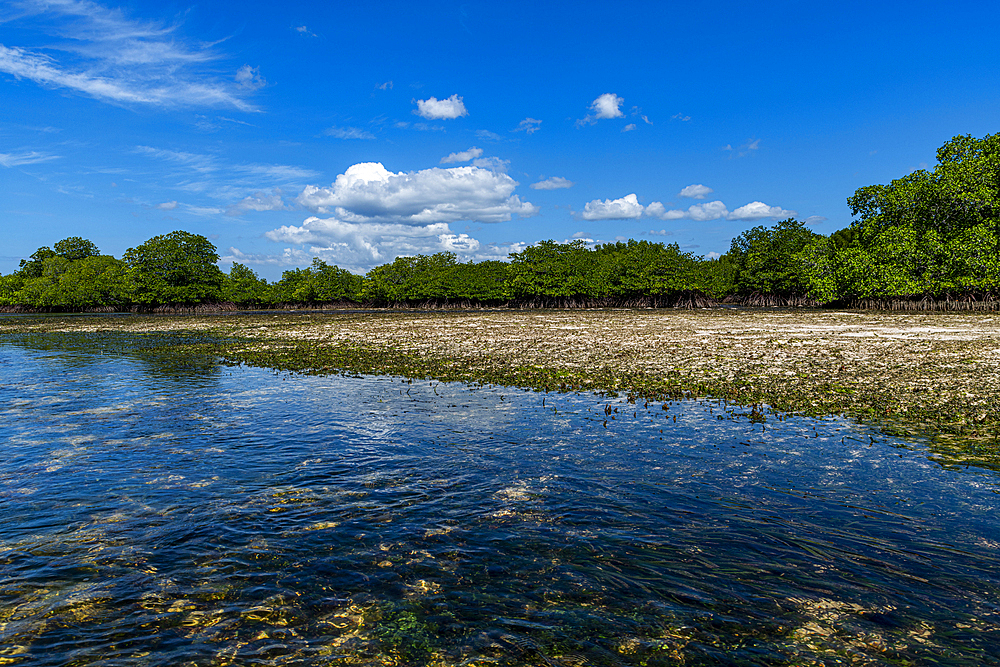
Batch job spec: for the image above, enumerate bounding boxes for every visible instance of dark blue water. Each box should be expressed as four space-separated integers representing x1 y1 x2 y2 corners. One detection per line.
1 340 999 666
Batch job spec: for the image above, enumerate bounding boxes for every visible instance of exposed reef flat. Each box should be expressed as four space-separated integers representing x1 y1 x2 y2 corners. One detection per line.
4 308 999 461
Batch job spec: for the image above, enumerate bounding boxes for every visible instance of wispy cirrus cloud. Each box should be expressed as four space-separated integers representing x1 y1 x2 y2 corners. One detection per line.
133 145 319 216
513 118 542 134
324 126 376 140
0 0 263 111
0 149 61 167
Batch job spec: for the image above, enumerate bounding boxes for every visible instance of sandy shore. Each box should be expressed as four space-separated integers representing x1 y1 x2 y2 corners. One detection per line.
4 308 999 455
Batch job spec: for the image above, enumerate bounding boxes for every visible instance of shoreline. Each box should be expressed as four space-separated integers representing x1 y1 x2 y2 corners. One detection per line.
3 308 999 463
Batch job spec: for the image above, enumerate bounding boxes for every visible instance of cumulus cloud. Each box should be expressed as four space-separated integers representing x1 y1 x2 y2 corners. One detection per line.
293 25 317 37
622 123 637 132
530 176 574 190
727 201 796 220
514 118 542 134
226 189 288 216
235 65 265 90
414 94 468 120
476 129 502 141
580 193 644 221
0 150 61 167
590 93 625 119
295 162 538 225
577 93 627 127
156 200 178 210
0 2 263 110
324 126 376 140
645 199 796 222
440 147 483 164
253 217 525 272
646 200 729 221
678 184 713 199
375 80 393 90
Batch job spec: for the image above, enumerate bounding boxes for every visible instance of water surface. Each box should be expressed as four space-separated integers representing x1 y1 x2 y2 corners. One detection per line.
1 338 999 665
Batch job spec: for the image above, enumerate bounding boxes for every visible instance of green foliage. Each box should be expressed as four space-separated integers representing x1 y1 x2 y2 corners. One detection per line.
268 259 363 303
0 273 26 305
124 231 224 304
361 252 459 302
698 254 739 299
53 237 100 261
729 219 824 296
447 260 512 301
18 246 56 278
507 240 594 298
307 259 363 301
591 240 701 297
224 263 271 305
848 133 1000 240
4 255 129 309
829 227 858 250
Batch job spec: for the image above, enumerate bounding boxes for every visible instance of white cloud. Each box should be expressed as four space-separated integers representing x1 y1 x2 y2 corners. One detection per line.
471 156 509 173
706 251 722 260
476 129 502 141
686 201 730 221
590 93 624 119
295 162 538 225
226 189 288 216
0 150 61 167
725 138 762 158
254 216 525 273
440 147 483 164
580 193 644 221
530 176 574 190
671 112 691 121
414 94 468 120
804 215 828 226
727 201 796 220
622 123 637 132
644 202 666 218
646 200 729 221
513 118 542 134
324 126 376 140
647 199 800 222
0 2 262 110
156 200 178 210
235 65 265 90
678 184 713 199
375 80 393 90
294 25 317 37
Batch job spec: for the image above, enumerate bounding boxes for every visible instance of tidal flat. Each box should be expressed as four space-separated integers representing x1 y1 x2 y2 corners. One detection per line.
4 310 1000 665
3 308 999 462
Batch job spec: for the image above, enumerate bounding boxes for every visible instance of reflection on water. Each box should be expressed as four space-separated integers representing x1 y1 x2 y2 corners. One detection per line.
1 339 1000 665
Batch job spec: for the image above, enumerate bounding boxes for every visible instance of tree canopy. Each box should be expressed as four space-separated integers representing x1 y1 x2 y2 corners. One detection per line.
4 134 1000 311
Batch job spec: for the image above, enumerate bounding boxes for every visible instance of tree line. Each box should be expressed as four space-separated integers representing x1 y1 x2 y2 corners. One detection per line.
2 133 998 311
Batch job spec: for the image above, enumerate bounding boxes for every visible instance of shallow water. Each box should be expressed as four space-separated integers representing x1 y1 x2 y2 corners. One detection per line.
1 338 999 666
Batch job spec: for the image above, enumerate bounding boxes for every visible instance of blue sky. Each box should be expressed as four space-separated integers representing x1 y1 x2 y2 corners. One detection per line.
2 0 999 279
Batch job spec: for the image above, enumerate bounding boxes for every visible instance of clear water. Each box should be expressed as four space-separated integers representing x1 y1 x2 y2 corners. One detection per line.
1 337 999 666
